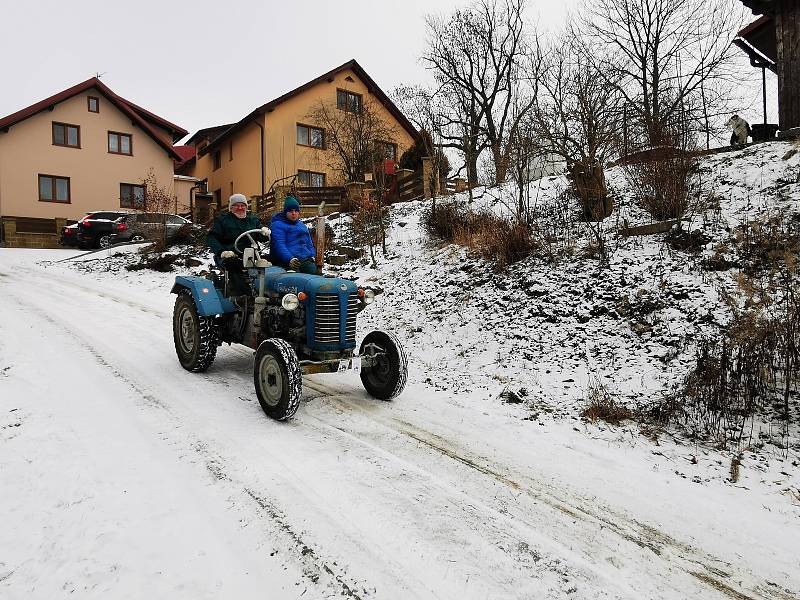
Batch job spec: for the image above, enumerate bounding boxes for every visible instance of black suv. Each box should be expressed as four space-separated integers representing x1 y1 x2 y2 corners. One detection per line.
109 212 193 245
76 211 130 249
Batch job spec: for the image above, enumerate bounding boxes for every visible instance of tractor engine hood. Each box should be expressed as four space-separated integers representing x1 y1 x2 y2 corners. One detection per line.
261 267 359 296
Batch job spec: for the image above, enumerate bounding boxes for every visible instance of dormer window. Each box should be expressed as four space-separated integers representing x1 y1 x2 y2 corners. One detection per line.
87 96 99 113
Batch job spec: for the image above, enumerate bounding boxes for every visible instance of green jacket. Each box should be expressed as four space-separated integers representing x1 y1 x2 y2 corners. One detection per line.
206 211 267 257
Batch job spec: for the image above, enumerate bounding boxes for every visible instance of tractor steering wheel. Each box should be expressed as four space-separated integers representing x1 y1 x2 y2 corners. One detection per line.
233 228 267 257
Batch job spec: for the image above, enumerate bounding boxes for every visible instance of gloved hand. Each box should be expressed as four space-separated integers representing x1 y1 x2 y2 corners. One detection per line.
261 226 271 238
221 250 236 259
289 257 301 270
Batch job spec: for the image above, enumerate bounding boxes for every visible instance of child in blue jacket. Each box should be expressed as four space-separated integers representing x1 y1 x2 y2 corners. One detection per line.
270 196 317 273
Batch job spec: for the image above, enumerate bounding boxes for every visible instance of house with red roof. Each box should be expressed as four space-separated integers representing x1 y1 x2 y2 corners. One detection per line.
0 77 187 247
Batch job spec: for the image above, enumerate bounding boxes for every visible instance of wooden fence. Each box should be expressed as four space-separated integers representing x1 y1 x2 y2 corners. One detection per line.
397 169 424 203
255 186 345 217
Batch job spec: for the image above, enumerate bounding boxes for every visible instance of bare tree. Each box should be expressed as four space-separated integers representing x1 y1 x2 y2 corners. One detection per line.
307 98 400 184
531 31 623 219
581 0 745 147
423 0 534 185
532 32 623 167
137 168 178 247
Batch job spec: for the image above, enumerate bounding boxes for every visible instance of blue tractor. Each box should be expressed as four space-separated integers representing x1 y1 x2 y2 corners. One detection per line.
170 228 407 420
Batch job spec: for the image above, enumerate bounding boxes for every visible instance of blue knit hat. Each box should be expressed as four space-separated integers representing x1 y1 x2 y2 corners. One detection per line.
284 196 301 214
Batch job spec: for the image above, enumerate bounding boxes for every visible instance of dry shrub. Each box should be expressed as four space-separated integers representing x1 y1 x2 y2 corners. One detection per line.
650 282 800 448
582 378 633 425
422 201 538 268
735 213 800 275
347 194 391 266
623 148 699 220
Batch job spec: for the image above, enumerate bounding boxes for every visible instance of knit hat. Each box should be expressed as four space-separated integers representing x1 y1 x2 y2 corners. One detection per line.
283 195 301 214
229 193 248 210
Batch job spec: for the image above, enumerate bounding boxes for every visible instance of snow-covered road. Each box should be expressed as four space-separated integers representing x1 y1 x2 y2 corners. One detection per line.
1 249 797 600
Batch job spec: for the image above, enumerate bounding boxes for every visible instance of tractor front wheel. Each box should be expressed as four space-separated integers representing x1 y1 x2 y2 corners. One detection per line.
173 290 218 372
254 339 302 421
360 330 408 401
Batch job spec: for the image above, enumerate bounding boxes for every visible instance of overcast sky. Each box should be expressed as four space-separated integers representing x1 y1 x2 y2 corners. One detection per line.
2 0 775 143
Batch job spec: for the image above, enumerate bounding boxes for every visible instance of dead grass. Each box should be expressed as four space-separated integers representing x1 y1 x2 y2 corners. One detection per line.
582 378 633 425
422 201 539 268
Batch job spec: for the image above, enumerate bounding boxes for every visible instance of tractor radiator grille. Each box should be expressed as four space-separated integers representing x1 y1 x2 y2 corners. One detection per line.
345 293 358 344
314 293 359 345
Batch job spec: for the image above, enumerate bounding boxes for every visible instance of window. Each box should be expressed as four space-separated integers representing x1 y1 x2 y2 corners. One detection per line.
336 89 362 113
213 189 221 208
297 170 326 187
376 141 398 161
87 96 99 113
38 174 70 203
228 141 233 162
296 124 324 148
213 150 221 170
108 131 132 155
120 183 145 208
52 122 80 148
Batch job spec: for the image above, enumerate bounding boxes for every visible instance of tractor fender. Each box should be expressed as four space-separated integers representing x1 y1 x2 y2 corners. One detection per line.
171 275 237 316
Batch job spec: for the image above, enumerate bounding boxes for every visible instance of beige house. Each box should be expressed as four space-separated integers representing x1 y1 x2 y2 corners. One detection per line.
179 60 418 210
0 77 187 247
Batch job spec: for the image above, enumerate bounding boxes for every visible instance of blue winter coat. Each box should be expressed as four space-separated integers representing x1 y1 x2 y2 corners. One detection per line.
270 212 316 265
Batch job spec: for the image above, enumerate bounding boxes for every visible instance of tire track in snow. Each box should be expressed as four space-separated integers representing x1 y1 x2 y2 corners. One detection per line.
302 379 798 600
0 286 379 600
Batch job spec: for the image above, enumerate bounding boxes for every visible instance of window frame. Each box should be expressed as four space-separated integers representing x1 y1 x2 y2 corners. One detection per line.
213 150 222 171
38 174 71 203
296 123 325 149
108 131 133 156
336 89 362 114
52 122 81 148
376 140 398 161
297 170 326 188
119 182 146 209
87 96 99 113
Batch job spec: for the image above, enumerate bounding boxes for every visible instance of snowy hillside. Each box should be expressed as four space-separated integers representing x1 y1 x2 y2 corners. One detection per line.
1 140 799 599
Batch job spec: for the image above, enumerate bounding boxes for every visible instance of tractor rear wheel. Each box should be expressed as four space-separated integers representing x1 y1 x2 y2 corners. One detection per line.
254 339 302 421
360 330 408 400
173 290 218 372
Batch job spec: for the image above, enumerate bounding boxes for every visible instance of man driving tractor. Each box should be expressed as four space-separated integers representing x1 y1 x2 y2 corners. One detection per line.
206 193 270 294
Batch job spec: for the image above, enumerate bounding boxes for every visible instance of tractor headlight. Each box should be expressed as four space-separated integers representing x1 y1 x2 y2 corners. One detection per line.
362 289 375 304
281 293 300 311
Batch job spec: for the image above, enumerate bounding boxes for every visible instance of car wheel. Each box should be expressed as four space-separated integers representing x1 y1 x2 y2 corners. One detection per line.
359 330 408 401
173 290 218 372
254 338 302 421
98 235 112 249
